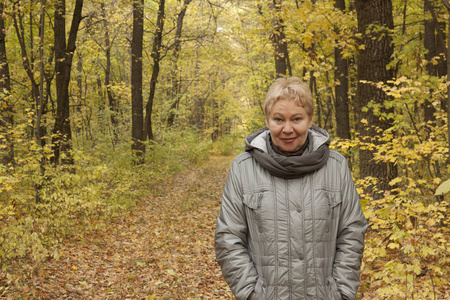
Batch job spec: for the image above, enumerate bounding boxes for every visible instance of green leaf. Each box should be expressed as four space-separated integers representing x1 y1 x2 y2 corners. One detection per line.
167 269 176 276
435 179 450 195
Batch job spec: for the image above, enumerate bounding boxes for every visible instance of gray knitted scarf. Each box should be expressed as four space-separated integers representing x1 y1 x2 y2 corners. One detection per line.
244 126 330 179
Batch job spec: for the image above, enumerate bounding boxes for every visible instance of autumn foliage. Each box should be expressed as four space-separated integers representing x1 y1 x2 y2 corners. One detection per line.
0 0 449 299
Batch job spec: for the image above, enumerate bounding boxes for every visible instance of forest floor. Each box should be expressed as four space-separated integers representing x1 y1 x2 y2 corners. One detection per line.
7 155 449 299
12 156 235 300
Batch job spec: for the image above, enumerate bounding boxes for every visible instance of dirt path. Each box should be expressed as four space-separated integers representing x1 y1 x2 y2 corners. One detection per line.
21 156 234 299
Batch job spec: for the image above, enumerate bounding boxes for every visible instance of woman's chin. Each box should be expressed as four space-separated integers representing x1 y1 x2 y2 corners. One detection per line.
279 144 299 152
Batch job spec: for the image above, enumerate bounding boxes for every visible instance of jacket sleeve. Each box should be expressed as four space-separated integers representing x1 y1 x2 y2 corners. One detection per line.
334 158 368 300
215 159 258 300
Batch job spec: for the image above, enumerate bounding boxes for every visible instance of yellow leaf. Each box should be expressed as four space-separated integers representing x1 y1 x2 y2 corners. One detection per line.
387 242 399 249
435 178 450 195
389 178 402 186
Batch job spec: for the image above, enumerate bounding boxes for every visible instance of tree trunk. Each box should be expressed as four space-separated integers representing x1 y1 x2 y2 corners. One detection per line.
77 52 83 102
437 21 447 112
424 0 437 128
0 1 13 167
131 0 145 160
210 76 219 141
101 1 118 143
167 0 192 127
439 0 450 159
35 0 46 203
190 46 203 129
12 2 40 115
270 0 291 78
144 0 166 140
52 0 84 166
446 2 450 158
355 0 397 193
334 0 351 140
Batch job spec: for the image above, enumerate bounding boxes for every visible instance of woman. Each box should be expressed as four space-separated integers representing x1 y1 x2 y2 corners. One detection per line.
215 77 367 300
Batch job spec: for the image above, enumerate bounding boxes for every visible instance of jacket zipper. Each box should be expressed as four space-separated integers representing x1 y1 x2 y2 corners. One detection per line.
286 180 292 300
257 193 263 233
326 192 331 233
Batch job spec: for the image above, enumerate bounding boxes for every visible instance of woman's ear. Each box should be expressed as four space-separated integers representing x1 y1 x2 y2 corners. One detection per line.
265 117 269 128
308 114 314 128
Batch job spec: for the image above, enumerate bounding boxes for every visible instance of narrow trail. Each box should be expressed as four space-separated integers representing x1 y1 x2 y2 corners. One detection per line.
25 156 235 299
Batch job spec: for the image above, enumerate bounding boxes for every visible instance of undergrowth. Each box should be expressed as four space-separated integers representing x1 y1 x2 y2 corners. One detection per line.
331 109 450 299
0 129 210 293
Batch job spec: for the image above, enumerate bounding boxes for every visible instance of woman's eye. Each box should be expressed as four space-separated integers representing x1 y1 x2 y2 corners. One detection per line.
274 118 282 122
294 118 302 122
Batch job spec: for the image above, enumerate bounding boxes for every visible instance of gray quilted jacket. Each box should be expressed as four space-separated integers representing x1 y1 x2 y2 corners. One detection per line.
215 126 367 300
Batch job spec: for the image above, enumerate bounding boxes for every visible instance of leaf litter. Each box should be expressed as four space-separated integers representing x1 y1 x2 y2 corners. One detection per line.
11 156 234 299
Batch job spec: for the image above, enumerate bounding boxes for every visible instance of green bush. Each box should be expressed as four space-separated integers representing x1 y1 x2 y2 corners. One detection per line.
209 134 243 156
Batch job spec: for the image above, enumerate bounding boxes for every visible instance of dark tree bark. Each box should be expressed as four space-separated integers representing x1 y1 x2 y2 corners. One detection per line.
77 52 83 101
144 0 165 140
131 0 145 160
190 48 203 129
210 76 219 141
12 2 40 109
0 1 13 167
270 0 291 78
424 0 437 127
101 1 118 143
52 0 84 165
167 0 192 127
444 0 450 158
355 0 397 193
35 0 46 203
437 21 447 113
437 21 447 76
334 0 351 140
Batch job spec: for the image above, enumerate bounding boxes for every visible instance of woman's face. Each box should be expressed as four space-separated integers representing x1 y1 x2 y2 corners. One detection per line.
266 98 313 152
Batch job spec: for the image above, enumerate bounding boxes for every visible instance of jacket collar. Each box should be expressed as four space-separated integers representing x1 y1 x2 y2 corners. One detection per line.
244 125 330 179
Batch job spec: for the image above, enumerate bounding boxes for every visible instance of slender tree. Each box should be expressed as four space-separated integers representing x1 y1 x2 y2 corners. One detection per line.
35 0 46 203
12 1 40 110
443 0 450 157
101 1 118 143
355 0 397 193
144 0 166 140
0 1 13 167
270 0 291 77
167 0 193 127
423 1 447 115
424 0 437 128
131 0 145 160
334 0 351 140
52 0 84 165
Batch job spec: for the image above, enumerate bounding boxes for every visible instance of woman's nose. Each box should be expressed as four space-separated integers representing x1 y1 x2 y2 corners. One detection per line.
282 122 293 133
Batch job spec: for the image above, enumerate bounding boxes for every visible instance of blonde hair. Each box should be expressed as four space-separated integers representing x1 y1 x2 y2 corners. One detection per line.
264 76 314 119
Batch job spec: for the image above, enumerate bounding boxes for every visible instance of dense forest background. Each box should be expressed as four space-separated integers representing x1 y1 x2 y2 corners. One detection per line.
0 0 449 298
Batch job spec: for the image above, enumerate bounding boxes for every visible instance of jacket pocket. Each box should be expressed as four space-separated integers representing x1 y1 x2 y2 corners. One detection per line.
243 193 264 233
326 191 342 233
250 276 267 300
325 275 343 300
312 189 342 220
